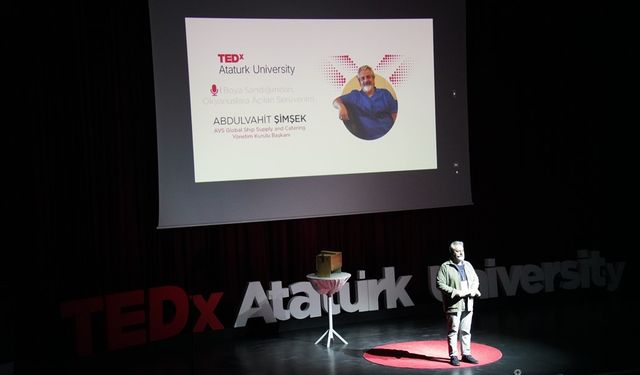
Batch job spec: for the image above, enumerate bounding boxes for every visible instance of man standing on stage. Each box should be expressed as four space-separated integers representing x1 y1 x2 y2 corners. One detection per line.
436 241 481 366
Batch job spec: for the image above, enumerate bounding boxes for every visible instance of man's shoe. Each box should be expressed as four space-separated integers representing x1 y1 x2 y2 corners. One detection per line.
461 354 479 364
450 356 460 366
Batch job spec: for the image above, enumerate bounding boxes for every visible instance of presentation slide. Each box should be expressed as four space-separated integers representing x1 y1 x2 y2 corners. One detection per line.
185 19 437 183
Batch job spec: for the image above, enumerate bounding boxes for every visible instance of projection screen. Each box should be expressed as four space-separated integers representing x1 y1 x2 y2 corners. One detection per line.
149 0 472 228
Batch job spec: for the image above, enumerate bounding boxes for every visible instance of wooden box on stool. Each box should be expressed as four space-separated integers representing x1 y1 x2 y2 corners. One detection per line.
315 251 342 277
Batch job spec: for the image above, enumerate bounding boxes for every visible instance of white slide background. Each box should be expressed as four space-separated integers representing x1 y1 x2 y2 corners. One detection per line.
185 18 437 183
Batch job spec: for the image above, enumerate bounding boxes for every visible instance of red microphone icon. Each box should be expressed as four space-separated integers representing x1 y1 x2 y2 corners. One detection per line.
210 84 218 96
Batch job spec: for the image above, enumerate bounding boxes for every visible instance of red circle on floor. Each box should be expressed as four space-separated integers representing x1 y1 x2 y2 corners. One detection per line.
363 340 502 369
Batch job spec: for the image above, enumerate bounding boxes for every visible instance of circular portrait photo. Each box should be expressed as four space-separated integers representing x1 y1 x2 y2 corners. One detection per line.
332 65 398 140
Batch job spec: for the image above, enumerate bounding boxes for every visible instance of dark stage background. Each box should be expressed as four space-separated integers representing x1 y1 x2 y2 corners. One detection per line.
5 0 636 371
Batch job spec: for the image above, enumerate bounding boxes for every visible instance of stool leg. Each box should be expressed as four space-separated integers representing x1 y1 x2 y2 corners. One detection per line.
314 329 329 345
327 296 333 348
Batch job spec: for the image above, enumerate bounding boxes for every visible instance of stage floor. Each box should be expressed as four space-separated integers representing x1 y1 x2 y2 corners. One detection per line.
14 291 637 375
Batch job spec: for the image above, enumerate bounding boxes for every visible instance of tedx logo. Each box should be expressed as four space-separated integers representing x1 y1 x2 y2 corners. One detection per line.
218 53 244 63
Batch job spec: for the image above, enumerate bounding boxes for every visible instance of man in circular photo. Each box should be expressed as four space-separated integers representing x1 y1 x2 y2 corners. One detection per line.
332 65 398 140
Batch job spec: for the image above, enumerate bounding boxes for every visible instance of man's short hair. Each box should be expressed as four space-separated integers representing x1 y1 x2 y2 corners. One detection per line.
449 241 464 253
357 65 375 77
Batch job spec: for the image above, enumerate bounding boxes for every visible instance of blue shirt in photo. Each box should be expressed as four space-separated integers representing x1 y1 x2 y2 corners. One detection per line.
340 88 398 140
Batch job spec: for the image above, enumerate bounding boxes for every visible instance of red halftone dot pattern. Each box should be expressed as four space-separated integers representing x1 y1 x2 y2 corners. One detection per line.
322 54 412 88
375 54 402 72
331 55 359 73
321 61 346 88
389 59 413 86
